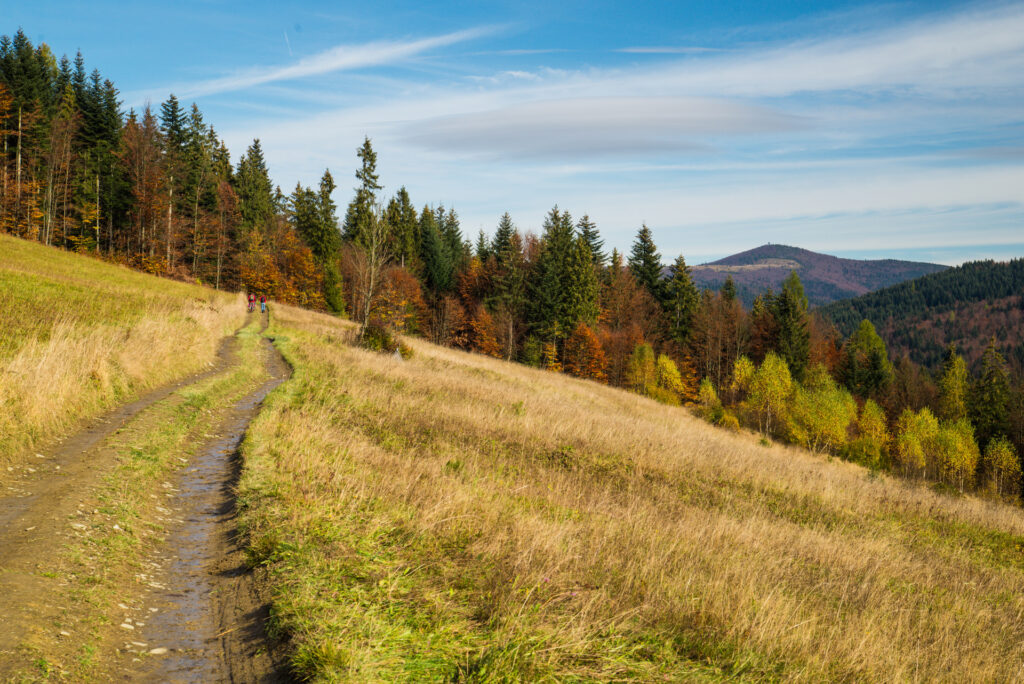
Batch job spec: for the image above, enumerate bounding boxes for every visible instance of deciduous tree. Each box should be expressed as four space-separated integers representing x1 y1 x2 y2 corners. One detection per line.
563 322 607 382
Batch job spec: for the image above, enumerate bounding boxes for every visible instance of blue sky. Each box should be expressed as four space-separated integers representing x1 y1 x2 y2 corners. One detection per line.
10 1 1024 264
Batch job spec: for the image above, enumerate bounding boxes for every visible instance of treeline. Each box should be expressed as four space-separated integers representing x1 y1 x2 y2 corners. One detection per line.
3 30 1023 501
823 259 1024 336
0 30 323 304
821 259 1024 368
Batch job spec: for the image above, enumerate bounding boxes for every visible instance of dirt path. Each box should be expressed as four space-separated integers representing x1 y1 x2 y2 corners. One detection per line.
0 314 292 682
121 334 291 683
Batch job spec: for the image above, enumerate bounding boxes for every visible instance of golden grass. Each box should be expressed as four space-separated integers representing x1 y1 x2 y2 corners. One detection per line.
241 303 1024 682
0 236 243 468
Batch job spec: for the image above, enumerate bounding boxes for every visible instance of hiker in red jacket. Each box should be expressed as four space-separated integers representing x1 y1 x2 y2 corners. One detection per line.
260 294 267 314
247 293 256 312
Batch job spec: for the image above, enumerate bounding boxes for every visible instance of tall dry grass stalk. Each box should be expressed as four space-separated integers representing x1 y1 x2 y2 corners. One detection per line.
1 236 243 469
243 303 1024 682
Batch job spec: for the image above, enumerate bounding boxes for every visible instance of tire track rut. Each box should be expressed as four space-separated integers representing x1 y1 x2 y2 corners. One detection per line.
123 332 291 683
0 313 292 682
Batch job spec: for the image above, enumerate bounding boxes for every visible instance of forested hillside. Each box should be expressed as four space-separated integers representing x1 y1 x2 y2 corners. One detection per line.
821 259 1024 370
691 244 946 307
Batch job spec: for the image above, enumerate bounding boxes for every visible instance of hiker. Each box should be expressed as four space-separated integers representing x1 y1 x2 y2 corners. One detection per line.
247 292 256 312
260 294 267 314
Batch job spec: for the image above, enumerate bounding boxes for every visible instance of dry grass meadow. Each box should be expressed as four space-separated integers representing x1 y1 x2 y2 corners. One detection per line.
0 235 243 469
240 303 1024 683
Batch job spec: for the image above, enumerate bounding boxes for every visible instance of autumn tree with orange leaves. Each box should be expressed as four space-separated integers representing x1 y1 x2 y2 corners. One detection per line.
563 322 607 382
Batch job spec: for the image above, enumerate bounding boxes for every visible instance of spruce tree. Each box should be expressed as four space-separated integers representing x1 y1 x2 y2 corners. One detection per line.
159 94 186 153
492 230 528 360
628 224 666 309
317 170 337 241
492 212 515 266
291 170 339 262
666 254 699 346
419 206 453 293
234 138 275 235
529 206 576 341
475 229 490 261
773 270 810 382
439 207 467 271
56 54 72 91
971 338 1011 449
383 187 419 272
342 136 383 246
72 50 87 101
576 214 605 269
564 236 600 326
494 231 527 312
721 276 737 303
837 319 893 399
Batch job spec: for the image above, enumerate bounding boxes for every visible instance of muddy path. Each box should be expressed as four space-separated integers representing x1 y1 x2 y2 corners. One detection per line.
0 313 293 682
122 334 291 683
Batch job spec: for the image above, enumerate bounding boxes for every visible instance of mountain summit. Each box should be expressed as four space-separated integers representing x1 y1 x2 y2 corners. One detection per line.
689 244 946 307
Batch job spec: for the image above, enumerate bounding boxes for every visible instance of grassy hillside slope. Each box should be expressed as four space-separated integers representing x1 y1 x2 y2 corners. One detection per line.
241 304 1024 682
0 235 243 469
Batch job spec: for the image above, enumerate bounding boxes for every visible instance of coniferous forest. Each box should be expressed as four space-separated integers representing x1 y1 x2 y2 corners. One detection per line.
2 30 1023 500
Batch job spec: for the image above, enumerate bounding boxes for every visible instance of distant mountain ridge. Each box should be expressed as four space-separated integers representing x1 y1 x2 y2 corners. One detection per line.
819 258 1024 371
688 244 946 307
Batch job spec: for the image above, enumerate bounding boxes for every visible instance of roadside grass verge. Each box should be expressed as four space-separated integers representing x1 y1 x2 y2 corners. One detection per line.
240 304 1024 682
0 235 242 469
13 321 269 682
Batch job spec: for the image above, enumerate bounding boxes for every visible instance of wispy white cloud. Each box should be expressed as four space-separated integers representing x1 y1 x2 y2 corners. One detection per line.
127 26 497 106
372 3 1024 160
469 48 570 56
622 3 1024 97
400 97 805 158
617 46 724 54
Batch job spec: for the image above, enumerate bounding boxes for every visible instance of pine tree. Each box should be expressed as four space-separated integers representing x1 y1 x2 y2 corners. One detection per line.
576 214 605 269
747 293 778 364
317 169 337 241
628 223 666 308
290 169 342 312
492 230 528 360
342 136 383 246
439 206 466 271
971 338 1011 449
234 139 274 235
492 212 515 267
837 319 893 399
528 206 575 342
773 271 810 382
475 229 490 261
383 187 419 273
720 276 737 303
666 254 698 346
159 94 186 153
419 206 453 293
564 236 599 326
